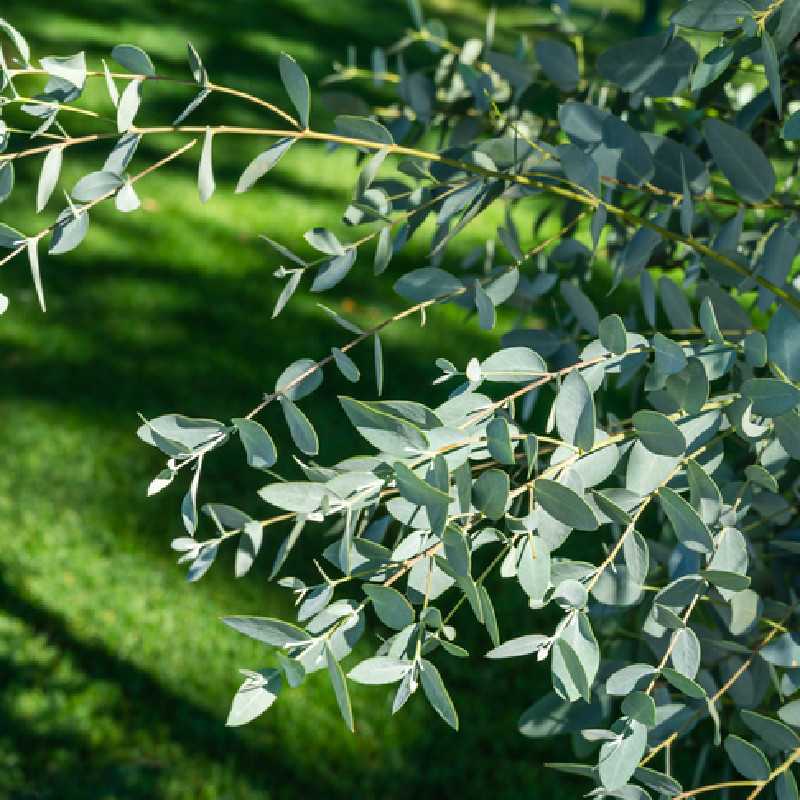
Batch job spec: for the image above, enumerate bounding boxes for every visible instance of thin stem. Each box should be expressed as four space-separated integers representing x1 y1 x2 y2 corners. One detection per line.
10 95 114 123
754 0 785 33
585 497 651 593
208 82 300 129
8 67 300 128
744 746 800 799
321 66 401 86
673 780 760 799
441 536 515 626
644 593 702 694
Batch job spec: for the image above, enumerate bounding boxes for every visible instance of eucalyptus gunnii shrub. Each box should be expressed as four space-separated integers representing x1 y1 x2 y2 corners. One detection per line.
2 0 800 795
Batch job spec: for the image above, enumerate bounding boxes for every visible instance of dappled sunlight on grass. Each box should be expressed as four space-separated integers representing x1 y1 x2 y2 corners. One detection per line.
0 0 673 797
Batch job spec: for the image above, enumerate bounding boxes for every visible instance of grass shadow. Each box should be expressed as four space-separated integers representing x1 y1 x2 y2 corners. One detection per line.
0 1 678 798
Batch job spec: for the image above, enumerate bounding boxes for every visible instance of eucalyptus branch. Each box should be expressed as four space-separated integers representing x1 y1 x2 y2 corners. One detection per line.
0 138 197 269
8 66 300 127
2 116 797 311
640 604 799 768
4 7 800 789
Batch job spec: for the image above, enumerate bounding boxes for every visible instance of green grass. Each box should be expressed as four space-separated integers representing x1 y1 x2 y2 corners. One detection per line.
0 2 661 798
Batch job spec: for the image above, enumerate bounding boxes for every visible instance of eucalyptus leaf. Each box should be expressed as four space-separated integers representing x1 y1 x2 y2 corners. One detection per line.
598 720 648 790
49 207 89 255
225 669 281 727
348 656 411 685
724 735 771 781
633 410 686 457
111 44 155 76
420 659 459 730
487 634 549 660
233 418 277 470
279 53 310 128
335 115 394 145
72 171 123 203
703 119 776 204
325 642 354 732
658 487 714 554
36 147 64 213
672 0 753 31
535 480 598 531
535 39 579 92
222 616 310 647
472 469 509 521
364 584 414 630
280 396 319 456
235 138 294 193
621 692 656 727
198 127 215 203
117 78 142 131
556 370 595 451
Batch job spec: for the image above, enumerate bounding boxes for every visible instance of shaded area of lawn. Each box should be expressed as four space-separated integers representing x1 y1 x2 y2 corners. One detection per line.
0 1 667 798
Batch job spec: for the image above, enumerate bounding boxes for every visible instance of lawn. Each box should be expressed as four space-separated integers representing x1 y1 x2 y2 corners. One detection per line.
0 2 658 798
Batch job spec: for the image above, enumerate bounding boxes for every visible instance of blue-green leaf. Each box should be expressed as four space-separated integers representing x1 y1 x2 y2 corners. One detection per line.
394 267 463 302
658 487 714 554
672 0 752 31
633 410 686 457
703 118 775 203
363 585 414 630
279 53 310 128
724 735 771 781
598 720 648 789
598 32 696 97
768 306 800 381
621 691 656 727
348 656 411 685
472 469 509 521
222 616 310 646
486 417 515 465
198 127 215 203
420 659 459 730
762 32 781 116
111 44 155 76
280 396 319 455
235 138 294 193
535 480 598 531
487 634 549 660
233 418 277 470
335 115 394 146
535 39 579 92
226 669 281 727
325 642 354 732
742 378 800 417
555 370 595 451
599 314 627 355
